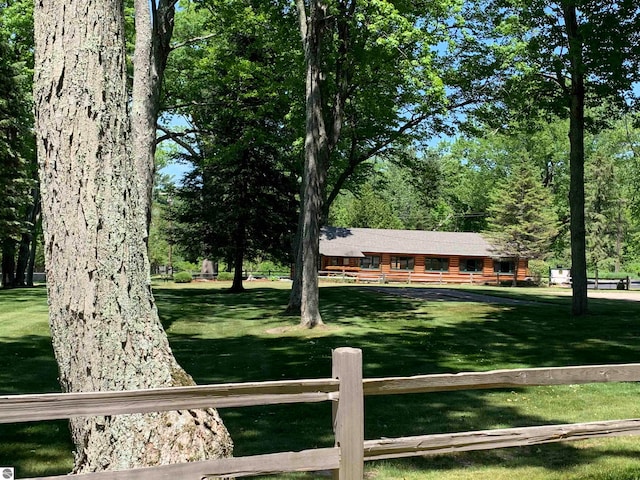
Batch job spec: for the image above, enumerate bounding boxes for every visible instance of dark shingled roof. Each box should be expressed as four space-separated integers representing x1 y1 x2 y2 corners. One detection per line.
320 227 495 258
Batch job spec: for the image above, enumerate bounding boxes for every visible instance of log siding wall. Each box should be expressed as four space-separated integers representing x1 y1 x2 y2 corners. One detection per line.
321 254 530 284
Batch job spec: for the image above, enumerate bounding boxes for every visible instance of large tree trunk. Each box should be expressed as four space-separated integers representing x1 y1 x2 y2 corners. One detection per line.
131 0 174 229
295 0 351 327
300 164 324 328
563 3 588 316
33 0 232 472
297 0 328 328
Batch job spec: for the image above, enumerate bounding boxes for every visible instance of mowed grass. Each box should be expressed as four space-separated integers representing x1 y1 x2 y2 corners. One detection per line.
1 282 640 479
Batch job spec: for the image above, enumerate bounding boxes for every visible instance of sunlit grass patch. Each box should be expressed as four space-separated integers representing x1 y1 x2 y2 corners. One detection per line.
2 283 640 478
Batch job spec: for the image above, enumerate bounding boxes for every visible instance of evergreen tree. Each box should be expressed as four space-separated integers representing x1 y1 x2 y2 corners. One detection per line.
585 147 619 285
486 159 558 286
166 0 300 292
0 31 33 288
172 146 298 292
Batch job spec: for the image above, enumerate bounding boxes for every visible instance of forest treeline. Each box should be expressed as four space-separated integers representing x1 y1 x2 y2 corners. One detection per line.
2 0 640 289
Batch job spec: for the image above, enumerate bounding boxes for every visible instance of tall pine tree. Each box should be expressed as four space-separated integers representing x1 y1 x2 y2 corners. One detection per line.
585 152 617 286
486 158 558 286
166 0 300 292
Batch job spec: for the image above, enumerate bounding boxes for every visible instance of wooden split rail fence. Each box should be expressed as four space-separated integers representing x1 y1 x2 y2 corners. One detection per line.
318 270 504 285
2 348 640 479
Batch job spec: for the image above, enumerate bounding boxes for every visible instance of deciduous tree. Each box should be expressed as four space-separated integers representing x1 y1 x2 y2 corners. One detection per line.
33 0 232 471
293 0 459 326
457 0 640 314
585 152 617 286
330 183 404 229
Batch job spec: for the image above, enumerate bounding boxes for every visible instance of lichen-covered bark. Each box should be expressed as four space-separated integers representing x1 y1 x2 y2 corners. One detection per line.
33 0 232 471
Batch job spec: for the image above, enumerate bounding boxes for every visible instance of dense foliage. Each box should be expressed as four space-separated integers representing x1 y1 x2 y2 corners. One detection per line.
162 0 301 291
328 112 640 278
0 3 36 288
1 0 639 289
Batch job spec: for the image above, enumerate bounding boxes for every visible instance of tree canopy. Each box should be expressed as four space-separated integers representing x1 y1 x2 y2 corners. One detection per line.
446 0 640 313
162 0 301 291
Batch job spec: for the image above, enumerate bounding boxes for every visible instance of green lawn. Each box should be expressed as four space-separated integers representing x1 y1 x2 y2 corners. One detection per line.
1 282 640 479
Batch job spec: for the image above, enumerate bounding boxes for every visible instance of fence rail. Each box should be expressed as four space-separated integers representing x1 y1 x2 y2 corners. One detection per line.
363 363 640 395
0 378 340 424
363 419 640 461
318 270 518 285
2 349 640 479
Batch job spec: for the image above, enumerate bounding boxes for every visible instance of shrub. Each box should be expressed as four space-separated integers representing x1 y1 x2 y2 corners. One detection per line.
253 260 288 273
173 260 199 272
173 271 193 283
527 259 549 285
216 271 234 281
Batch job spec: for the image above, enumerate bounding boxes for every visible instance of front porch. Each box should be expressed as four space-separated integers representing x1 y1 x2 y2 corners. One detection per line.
321 254 528 285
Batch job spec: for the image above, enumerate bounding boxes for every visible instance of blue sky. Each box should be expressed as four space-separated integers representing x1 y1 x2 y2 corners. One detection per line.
159 160 191 184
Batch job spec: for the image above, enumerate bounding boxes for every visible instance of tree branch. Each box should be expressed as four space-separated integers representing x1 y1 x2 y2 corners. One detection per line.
156 125 201 159
163 101 222 111
296 0 308 47
170 33 216 52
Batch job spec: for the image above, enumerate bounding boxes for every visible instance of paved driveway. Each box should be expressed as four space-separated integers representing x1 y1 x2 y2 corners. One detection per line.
365 286 640 305
549 288 640 302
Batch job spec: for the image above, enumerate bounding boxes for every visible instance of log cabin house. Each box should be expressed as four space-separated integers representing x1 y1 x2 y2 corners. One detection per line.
319 226 529 284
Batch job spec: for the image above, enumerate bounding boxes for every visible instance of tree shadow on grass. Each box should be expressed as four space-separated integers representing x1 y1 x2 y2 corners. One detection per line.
0 285 47 311
0 335 75 477
0 335 60 395
157 286 300 331
3 285 640 477
157 285 640 478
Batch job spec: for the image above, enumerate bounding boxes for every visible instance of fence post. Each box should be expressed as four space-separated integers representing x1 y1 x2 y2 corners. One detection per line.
332 347 364 480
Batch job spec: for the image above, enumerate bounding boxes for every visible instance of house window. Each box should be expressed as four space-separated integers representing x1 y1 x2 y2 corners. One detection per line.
425 257 449 272
460 258 483 273
494 260 515 274
391 256 415 270
360 255 381 269
328 257 340 266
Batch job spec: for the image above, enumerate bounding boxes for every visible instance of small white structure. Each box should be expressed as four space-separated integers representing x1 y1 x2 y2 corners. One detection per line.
550 268 571 286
